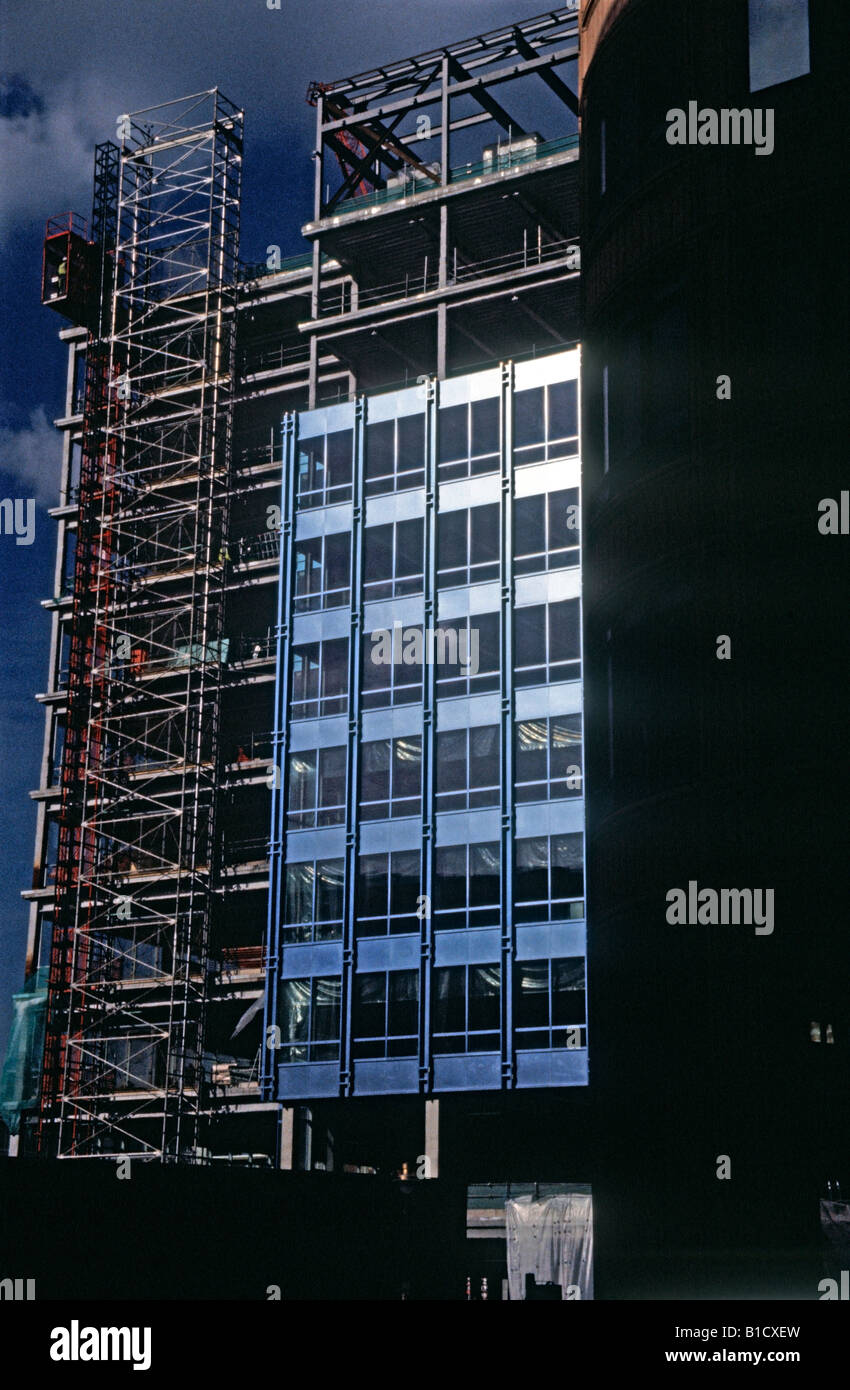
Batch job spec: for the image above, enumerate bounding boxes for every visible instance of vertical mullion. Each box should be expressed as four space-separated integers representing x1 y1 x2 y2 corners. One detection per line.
420 378 437 1093
341 399 365 1095
263 417 294 1100
500 361 515 1089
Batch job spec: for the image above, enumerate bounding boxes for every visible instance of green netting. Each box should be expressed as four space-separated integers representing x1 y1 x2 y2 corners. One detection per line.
0 968 48 1136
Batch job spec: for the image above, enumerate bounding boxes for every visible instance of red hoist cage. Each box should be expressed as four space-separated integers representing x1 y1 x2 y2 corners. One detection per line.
38 168 121 1154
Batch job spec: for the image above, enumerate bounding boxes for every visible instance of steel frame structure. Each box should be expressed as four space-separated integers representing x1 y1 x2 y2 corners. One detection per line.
310 6 580 217
304 7 580 405
40 91 243 1160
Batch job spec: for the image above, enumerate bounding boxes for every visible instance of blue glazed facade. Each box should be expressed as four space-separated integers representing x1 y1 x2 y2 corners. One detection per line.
264 348 587 1098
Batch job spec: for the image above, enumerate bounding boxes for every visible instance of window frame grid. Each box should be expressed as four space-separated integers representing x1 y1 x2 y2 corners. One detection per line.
351 969 420 1059
292 533 352 613
436 503 500 590
364 413 427 497
290 637 349 720
513 487 580 577
281 856 346 944
295 428 355 510
435 724 501 812
514 957 587 1052
355 850 422 938
513 833 585 925
285 745 347 830
361 625 424 708
278 974 343 1063
514 714 583 804
358 734 423 821
513 379 579 466
432 962 502 1054
433 841 501 932
363 518 425 601
436 396 501 482
514 600 581 688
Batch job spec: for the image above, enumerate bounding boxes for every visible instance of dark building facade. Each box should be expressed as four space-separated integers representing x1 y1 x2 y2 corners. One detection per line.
580 0 849 1295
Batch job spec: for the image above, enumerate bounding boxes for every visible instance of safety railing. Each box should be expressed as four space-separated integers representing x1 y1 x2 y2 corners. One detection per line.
331 133 579 217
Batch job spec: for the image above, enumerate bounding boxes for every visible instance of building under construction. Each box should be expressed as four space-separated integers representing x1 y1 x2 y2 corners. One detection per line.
4 9 595 1297
4 0 845 1301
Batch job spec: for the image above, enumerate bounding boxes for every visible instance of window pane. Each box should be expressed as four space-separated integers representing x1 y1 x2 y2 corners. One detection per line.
326 428 353 488
476 613 500 675
395 518 423 578
438 403 468 463
361 740 391 802
515 605 546 670
470 842 500 905
297 438 324 496
469 725 499 788
322 639 348 699
471 397 499 459
436 730 467 794
364 524 393 584
515 837 549 903
548 379 578 443
514 387 544 448
315 859 344 926
354 973 385 1038
312 976 341 1041
358 854 388 917
362 631 386 693
294 539 322 605
366 419 394 479
550 718 583 798
287 751 317 818
280 978 311 1042
388 970 419 1038
390 850 420 921
324 532 350 593
514 495 545 559
318 746 345 812
292 645 319 704
515 962 549 1028
437 510 467 572
548 489 579 558
552 958 586 1027
284 862 314 924
392 736 422 801
469 964 500 1031
398 413 425 472
470 503 500 566
434 966 465 1034
551 833 584 901
549 600 580 663
515 720 548 785
434 845 466 909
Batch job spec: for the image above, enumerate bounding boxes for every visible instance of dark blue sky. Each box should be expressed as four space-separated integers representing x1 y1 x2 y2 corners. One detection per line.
0 0 553 1044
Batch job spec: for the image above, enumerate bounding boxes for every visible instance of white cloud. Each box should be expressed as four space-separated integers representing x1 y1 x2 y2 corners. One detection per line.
0 407 62 506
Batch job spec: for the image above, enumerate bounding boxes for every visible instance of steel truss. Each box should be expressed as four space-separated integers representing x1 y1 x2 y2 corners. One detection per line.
41 91 243 1160
311 6 580 215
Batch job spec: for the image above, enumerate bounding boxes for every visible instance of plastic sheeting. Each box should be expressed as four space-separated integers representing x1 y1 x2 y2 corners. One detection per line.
505 1191 593 1300
820 1199 850 1270
0 969 48 1136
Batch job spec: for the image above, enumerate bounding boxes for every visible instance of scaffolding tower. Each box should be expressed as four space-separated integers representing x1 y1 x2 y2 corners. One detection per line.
40 91 243 1160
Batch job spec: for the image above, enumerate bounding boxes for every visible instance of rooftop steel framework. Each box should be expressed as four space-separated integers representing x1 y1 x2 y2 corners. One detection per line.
310 6 580 216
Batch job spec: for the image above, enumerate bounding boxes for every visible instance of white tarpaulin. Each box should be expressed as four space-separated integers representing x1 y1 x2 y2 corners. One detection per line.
820 1199 850 1266
505 1192 593 1300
